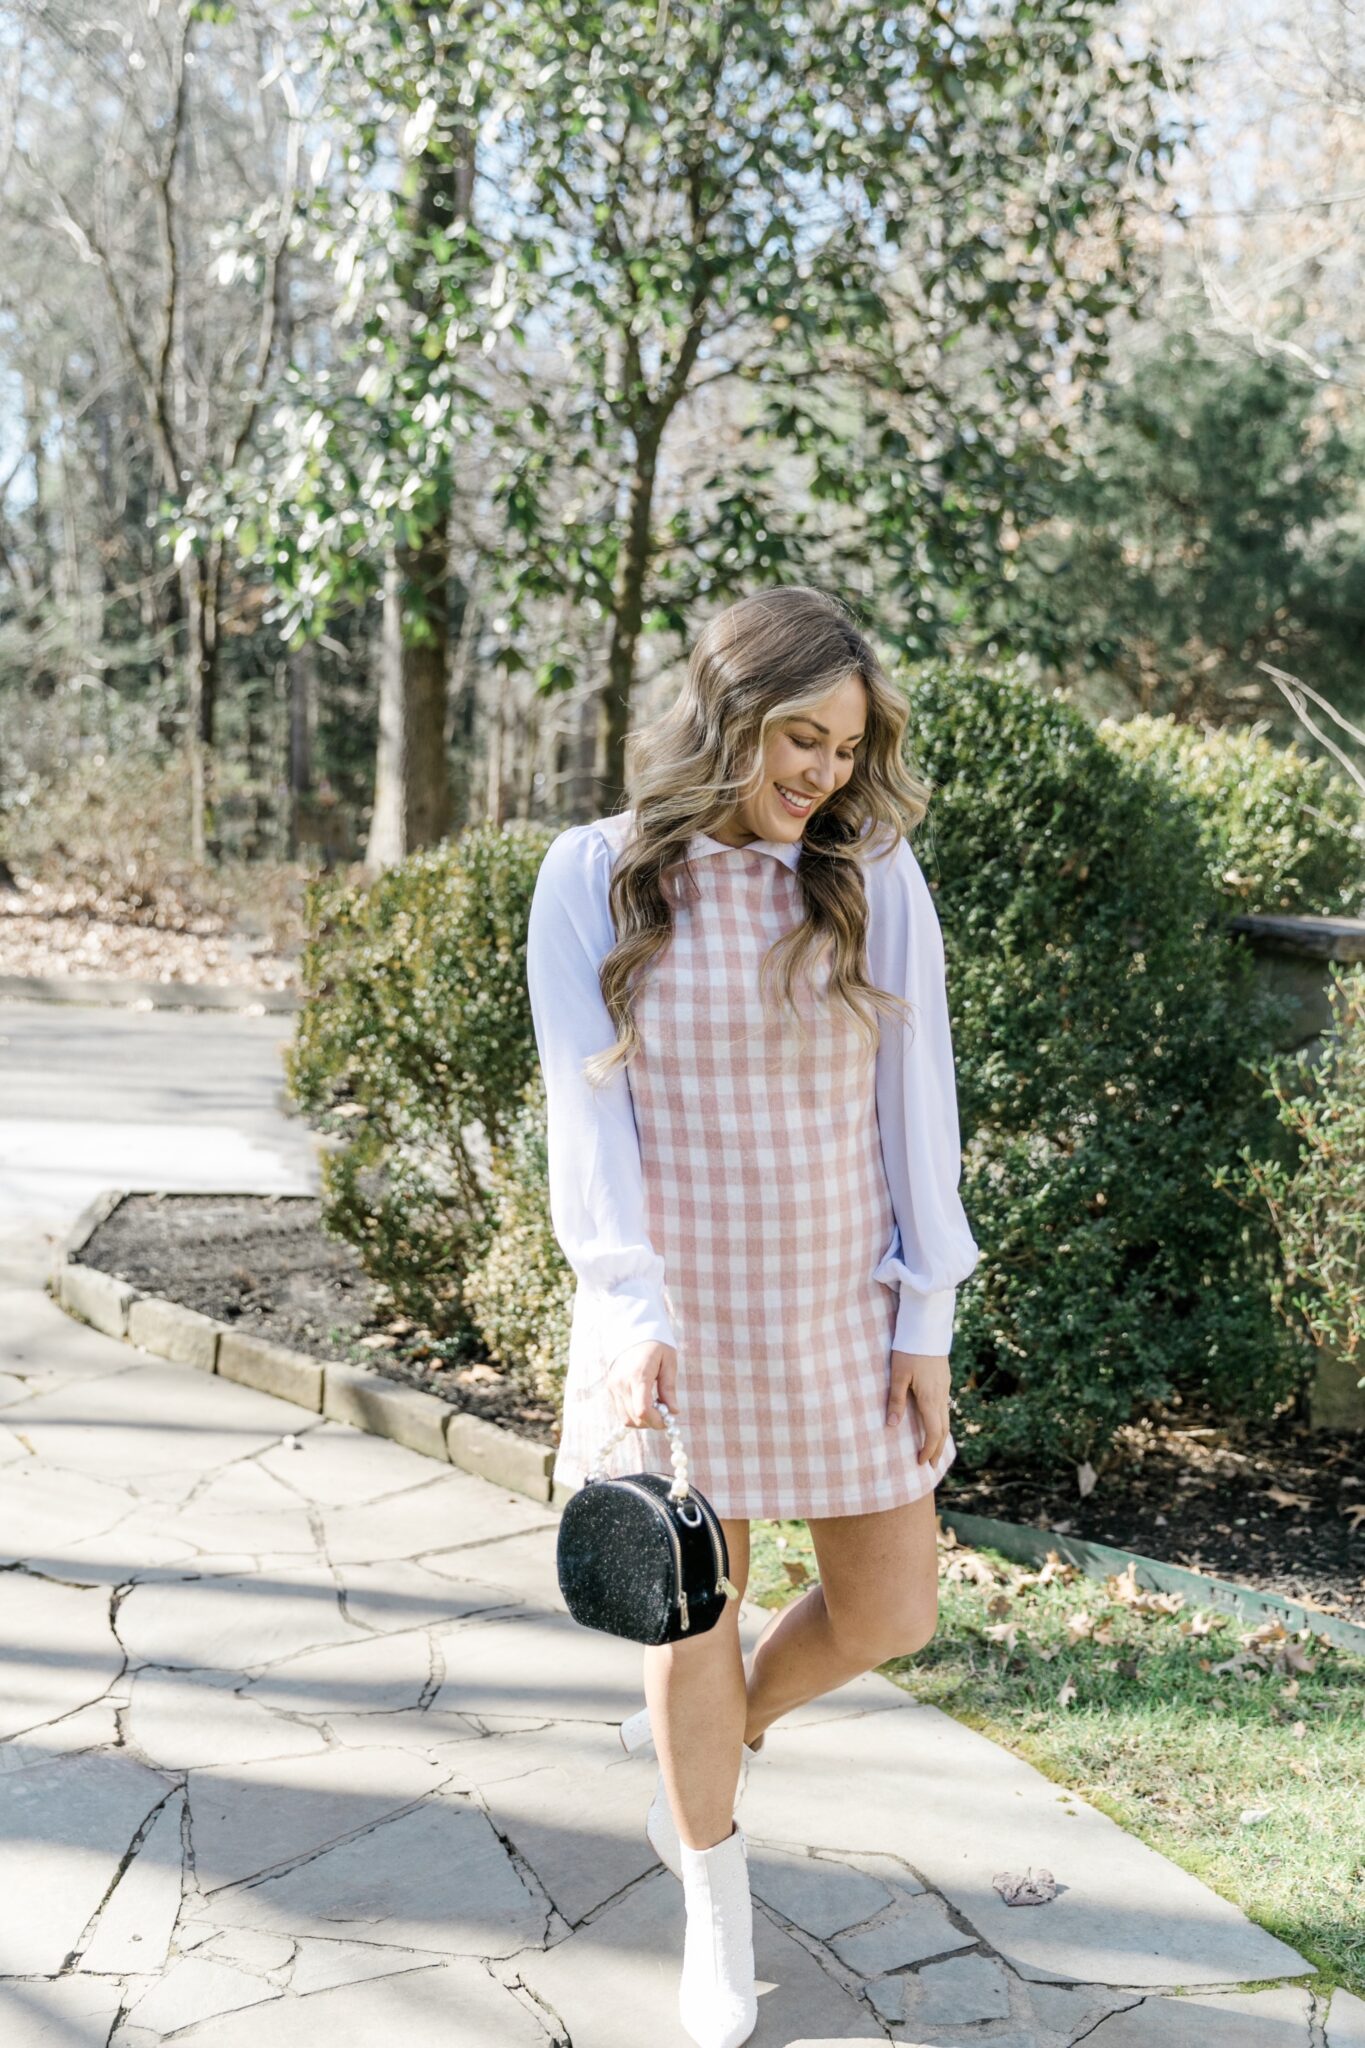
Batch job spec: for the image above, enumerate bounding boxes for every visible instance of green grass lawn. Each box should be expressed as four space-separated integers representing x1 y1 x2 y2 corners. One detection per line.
747 1518 1365 1999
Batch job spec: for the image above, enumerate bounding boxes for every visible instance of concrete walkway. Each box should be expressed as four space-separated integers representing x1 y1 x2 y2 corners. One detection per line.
0 999 315 1284
4 1282 1355 2048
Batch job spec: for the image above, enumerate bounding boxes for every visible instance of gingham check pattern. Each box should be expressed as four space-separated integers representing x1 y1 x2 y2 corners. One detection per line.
553 846 958 1519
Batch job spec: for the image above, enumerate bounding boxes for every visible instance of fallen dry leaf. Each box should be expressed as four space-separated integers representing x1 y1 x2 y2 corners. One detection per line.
984 1621 1020 1652
987 1593 1013 1618
1077 1461 1098 1498
1265 1486 1313 1512
992 1867 1059 1906
1343 1503 1365 1534
1057 1676 1077 1706
1065 1611 1094 1643
1240 1619 1288 1651
1105 1560 1185 1617
782 1559 810 1588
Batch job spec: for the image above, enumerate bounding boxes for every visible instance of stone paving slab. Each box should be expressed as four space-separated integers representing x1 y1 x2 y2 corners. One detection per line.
735 1701 1310 1990
1329 1990 1365 2046
0 1748 173 1974
0 1974 128 2046
1083 1984 1315 2042
0 1281 1329 2048
167 1959 555 2046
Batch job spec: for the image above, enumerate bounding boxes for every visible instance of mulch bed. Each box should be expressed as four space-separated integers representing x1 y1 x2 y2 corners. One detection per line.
82 1193 1364 1623
81 1193 559 1443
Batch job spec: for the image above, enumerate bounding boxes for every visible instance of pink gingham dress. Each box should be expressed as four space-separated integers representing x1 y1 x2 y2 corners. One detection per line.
529 812 973 1521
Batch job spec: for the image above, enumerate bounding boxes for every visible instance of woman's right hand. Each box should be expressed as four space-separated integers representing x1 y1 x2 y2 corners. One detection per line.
606 1340 678 1430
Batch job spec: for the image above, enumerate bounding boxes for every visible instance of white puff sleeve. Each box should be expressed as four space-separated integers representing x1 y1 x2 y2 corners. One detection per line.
864 834 980 1354
525 823 678 1367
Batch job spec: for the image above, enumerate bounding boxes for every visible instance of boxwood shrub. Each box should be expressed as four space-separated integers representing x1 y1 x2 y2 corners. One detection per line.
1097 711 1364 915
902 662 1304 1469
286 822 552 1346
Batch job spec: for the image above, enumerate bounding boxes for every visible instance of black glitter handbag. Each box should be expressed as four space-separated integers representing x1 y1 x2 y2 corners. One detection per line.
556 1399 740 1644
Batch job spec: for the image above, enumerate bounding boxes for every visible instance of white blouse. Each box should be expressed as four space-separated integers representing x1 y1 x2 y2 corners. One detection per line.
524 810 980 1374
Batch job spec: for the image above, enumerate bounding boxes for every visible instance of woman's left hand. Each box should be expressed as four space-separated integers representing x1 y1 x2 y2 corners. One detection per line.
887 1350 951 1465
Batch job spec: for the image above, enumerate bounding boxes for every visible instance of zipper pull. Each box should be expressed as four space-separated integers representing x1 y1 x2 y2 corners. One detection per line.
718 1575 739 1600
678 1588 690 1631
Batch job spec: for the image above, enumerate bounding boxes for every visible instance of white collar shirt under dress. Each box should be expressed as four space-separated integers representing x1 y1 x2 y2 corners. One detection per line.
525 808 981 1520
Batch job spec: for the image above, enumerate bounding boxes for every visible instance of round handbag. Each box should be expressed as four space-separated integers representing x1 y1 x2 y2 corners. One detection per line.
556 1399 739 1644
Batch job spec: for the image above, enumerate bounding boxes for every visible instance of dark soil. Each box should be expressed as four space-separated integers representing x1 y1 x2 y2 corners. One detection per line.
82 1193 559 1443
84 1194 1365 1623
948 1410 1365 1625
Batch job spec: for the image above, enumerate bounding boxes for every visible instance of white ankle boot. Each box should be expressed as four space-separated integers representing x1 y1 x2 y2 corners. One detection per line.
620 1705 763 1881
678 1821 758 2048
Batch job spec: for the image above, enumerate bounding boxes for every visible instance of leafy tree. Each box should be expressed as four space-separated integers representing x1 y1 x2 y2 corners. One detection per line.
489 0 1183 808
244 0 1180 829
1000 323 1365 730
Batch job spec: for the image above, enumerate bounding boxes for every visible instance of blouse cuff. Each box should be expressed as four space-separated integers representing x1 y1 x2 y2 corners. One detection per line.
891 1284 958 1357
595 1276 678 1368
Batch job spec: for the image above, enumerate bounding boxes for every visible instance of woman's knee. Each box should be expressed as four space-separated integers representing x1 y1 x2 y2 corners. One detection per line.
826 1587 939 1669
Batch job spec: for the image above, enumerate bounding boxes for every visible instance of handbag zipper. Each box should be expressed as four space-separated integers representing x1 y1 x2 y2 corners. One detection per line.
691 1489 740 1600
608 1477 692 1632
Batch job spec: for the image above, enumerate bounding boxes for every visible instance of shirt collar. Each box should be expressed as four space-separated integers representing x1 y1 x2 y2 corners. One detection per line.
686 830 803 871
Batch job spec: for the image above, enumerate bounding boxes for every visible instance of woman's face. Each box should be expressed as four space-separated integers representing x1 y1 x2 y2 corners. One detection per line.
713 671 867 848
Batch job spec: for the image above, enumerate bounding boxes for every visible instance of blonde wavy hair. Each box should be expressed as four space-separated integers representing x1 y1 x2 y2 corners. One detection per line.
584 586 934 1086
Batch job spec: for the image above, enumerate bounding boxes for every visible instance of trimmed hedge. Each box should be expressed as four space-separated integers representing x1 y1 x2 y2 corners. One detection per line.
1097 711 1365 916
902 663 1302 1467
286 823 552 1347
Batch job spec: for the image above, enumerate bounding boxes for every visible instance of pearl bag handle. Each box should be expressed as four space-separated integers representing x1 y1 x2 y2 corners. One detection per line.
587 1397 691 1500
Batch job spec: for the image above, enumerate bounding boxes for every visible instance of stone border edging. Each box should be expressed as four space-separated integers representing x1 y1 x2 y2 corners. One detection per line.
0 971 299 1013
53 1189 564 1507
52 1190 1365 1657
937 1509 1365 1661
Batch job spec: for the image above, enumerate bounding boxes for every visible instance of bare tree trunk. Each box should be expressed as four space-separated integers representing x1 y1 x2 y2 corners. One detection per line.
287 638 316 856
365 530 451 871
182 543 222 864
485 661 507 828
361 93 471 872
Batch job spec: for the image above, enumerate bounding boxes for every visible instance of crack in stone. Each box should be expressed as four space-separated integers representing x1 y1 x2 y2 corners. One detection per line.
747 1894 898 2039
1071 1996 1147 2043
494 1963 572 2045
65 1788 178 1971
191 1770 469 1900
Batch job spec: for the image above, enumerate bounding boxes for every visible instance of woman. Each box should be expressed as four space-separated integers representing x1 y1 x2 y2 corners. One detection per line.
525 585 979 2048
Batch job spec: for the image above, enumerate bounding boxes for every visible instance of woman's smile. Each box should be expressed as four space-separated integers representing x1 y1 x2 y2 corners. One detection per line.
774 782 816 818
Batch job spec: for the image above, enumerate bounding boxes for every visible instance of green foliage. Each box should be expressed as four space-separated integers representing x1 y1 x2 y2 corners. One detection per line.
1000 324 1365 726
286 821 552 1336
903 664 1303 1470
1214 967 1365 1369
461 1067 576 1403
1097 713 1365 916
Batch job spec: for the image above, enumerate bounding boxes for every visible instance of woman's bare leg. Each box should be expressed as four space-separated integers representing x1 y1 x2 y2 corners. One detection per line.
642 1517 752 1851
741 1493 939 1745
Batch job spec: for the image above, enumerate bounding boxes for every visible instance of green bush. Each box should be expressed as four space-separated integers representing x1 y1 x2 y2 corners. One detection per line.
1096 712 1365 916
460 1067 575 1402
905 663 1302 1470
1214 965 1365 1368
286 822 552 1343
